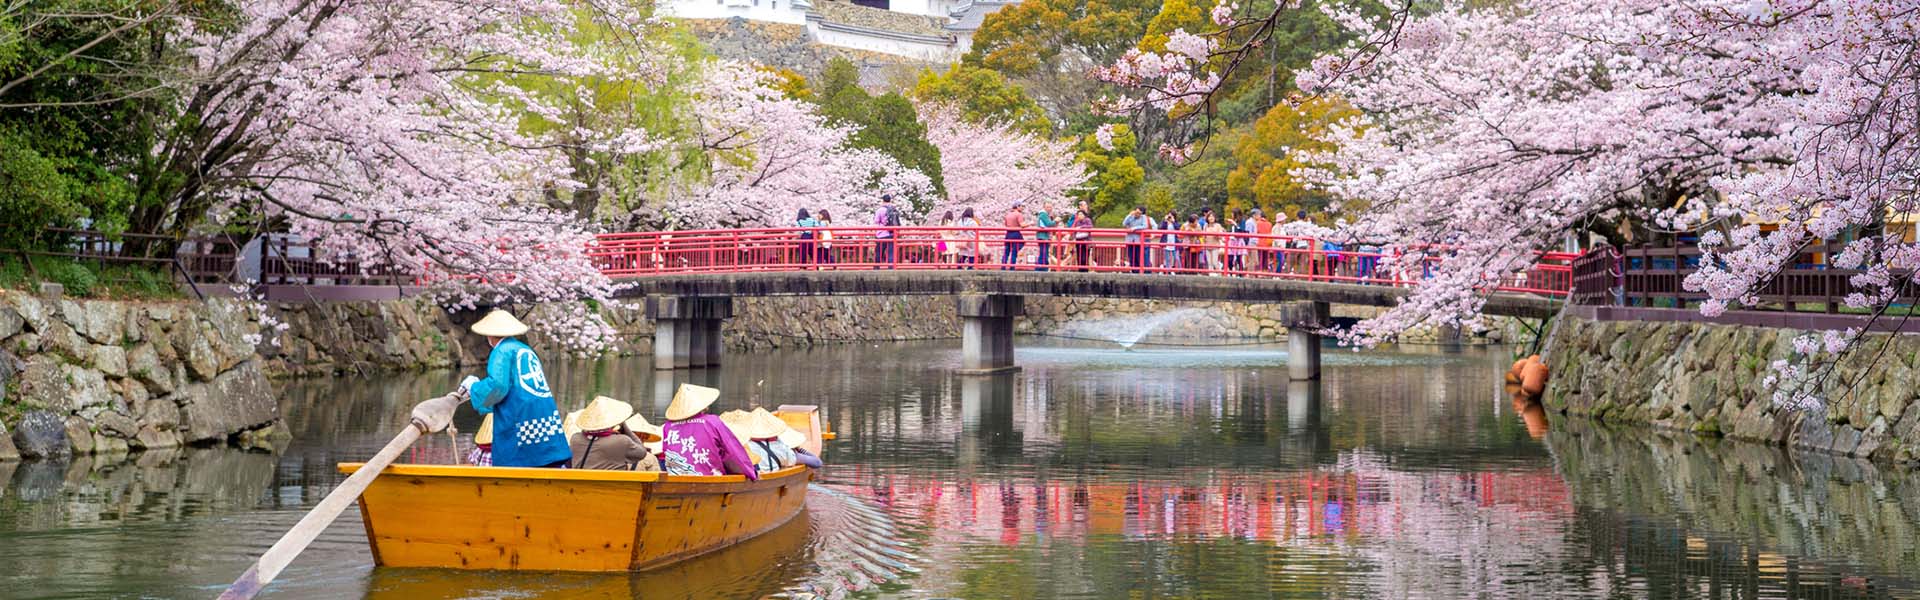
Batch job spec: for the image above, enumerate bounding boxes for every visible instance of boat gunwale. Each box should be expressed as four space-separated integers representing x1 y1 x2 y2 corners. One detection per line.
337 462 812 484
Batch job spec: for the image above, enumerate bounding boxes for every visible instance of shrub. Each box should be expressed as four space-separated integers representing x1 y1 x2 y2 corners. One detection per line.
44 261 97 297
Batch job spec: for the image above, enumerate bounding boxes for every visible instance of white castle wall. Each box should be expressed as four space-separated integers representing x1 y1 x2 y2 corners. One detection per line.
661 0 810 25
806 19 960 62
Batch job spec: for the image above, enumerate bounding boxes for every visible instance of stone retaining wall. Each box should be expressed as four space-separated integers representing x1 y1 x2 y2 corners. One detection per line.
0 293 280 459
1544 316 1920 467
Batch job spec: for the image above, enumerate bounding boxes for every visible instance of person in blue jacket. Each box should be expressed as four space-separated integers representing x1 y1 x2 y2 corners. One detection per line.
458 309 572 468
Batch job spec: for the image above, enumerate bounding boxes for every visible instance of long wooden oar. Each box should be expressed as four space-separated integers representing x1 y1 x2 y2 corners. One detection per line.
219 393 463 600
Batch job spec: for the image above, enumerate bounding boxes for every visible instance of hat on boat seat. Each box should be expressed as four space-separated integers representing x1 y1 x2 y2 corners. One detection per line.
473 414 494 446
665 384 722 421
470 309 530 337
575 396 636 432
623 412 664 443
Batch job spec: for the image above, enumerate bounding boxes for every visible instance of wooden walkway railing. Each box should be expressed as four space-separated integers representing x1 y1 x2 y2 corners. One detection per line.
1569 242 1892 313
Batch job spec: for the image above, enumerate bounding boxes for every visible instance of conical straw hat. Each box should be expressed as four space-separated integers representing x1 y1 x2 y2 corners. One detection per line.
470 309 529 337
563 409 583 437
719 410 755 436
624 413 664 442
777 428 806 449
665 384 721 421
473 413 494 446
746 408 790 441
576 396 635 432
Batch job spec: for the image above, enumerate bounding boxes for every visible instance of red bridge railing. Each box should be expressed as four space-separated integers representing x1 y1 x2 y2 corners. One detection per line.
589 226 1575 297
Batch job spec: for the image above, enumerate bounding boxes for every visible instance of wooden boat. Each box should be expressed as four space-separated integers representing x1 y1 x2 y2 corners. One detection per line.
337 407 831 573
359 509 815 598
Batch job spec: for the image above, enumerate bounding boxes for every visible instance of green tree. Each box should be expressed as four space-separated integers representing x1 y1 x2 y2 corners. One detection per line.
815 57 862 101
961 0 1160 123
498 14 713 222
0 1 169 247
1224 96 1359 219
1073 125 1145 219
909 64 1051 134
813 62 948 209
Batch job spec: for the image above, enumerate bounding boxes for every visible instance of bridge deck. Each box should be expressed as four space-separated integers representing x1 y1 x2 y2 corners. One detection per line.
611 270 1562 319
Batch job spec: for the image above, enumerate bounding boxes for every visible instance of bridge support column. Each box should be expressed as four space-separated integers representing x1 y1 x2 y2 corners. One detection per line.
957 294 1023 375
1282 301 1329 381
647 296 733 370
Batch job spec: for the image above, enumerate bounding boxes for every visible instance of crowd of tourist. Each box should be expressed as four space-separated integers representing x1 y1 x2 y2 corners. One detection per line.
773 195 1386 280
457 309 819 476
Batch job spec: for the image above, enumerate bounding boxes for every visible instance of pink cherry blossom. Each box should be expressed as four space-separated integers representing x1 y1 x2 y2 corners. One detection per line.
666 63 933 227
919 104 1089 219
167 0 661 353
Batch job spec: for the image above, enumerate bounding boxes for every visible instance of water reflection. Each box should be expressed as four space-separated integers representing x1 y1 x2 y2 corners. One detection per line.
0 339 1917 599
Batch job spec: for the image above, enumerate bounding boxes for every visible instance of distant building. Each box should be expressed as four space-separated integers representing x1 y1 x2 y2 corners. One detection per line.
658 0 1020 62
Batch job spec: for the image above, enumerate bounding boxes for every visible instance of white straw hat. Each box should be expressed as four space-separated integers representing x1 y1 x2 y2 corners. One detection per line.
719 410 756 441
473 414 494 446
470 309 530 337
623 412 664 443
575 396 636 432
777 428 806 449
665 384 721 421
563 409 583 437
748 408 793 441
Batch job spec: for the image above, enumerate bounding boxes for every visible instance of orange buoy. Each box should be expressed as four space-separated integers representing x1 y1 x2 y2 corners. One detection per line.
1520 357 1549 397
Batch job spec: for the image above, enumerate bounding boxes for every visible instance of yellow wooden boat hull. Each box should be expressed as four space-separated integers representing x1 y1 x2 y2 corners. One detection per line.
336 462 812 572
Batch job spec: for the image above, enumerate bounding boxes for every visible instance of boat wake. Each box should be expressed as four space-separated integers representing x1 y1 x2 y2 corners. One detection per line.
770 485 925 599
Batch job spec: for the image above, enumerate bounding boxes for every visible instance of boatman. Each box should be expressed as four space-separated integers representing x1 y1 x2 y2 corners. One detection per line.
458 309 572 468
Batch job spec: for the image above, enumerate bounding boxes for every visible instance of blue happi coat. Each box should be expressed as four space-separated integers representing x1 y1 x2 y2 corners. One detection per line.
468 338 570 467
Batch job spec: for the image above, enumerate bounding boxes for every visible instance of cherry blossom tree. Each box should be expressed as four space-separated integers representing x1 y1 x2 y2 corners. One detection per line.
667 62 934 227
1100 0 1920 404
159 0 672 353
919 103 1089 219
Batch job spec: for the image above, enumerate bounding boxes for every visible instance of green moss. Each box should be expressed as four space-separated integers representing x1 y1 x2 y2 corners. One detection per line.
1692 416 1723 436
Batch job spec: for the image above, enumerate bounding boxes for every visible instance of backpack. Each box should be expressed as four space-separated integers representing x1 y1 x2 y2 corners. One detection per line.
884 206 902 226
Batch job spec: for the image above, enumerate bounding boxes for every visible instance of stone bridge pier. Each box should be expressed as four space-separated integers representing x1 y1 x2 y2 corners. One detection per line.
1280 301 1329 381
958 294 1023 375
646 296 732 370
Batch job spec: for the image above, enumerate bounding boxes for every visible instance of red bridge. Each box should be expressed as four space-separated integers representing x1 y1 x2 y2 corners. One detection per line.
589 225 1576 297
588 226 1573 376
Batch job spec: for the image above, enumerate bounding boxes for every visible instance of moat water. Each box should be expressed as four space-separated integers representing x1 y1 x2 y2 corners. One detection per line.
2 339 1918 599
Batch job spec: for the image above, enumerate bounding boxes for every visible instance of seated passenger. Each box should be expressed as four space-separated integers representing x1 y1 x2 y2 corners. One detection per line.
467 414 494 466
719 410 767 468
744 408 801 472
621 413 664 472
764 409 824 469
659 384 759 480
567 396 654 471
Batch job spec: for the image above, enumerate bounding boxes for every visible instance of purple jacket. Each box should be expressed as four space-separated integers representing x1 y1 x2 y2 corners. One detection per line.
659 414 759 480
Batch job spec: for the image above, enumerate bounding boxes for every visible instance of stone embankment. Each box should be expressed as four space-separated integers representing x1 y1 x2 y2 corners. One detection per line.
1544 317 1920 467
1 293 280 459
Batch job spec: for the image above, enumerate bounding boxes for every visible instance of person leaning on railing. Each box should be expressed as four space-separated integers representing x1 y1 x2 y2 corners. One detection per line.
1072 209 1094 271
1032 203 1056 272
874 195 901 266
794 209 820 265
1122 206 1150 274
1159 211 1181 270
